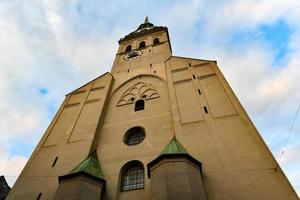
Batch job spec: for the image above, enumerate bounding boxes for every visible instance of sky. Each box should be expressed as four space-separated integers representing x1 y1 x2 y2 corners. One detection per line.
0 0 300 195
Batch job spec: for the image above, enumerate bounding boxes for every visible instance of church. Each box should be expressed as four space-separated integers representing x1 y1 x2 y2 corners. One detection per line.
7 18 299 200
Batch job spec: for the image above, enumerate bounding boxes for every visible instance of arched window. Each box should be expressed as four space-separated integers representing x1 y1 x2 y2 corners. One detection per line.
120 161 144 191
139 41 146 48
124 126 145 146
125 45 132 52
135 99 144 111
153 37 160 45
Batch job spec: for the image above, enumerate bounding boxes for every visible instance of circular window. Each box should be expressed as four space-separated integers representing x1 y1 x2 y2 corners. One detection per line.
124 127 145 146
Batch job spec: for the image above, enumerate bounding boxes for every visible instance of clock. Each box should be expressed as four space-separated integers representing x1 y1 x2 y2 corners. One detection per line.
123 50 143 61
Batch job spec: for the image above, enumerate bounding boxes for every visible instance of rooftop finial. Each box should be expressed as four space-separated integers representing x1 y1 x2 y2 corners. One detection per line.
144 16 149 23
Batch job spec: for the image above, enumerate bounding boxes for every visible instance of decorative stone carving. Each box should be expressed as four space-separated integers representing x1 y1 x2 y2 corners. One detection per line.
171 67 188 73
193 62 209 68
72 90 85 95
85 99 101 104
64 102 80 108
173 78 192 85
90 86 105 91
197 73 216 80
117 82 160 106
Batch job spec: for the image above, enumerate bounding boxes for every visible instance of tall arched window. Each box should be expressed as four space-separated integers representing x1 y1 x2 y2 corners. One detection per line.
153 37 160 45
120 161 144 191
135 99 144 111
125 45 132 52
139 41 146 48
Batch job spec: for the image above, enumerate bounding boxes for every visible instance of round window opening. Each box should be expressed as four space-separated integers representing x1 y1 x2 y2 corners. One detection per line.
124 126 145 146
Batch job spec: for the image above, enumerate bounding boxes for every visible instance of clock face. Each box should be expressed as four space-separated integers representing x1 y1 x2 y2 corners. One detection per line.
123 50 143 61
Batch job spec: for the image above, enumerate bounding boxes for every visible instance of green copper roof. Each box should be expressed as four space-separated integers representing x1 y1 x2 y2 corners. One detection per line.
119 17 166 43
160 137 189 155
68 151 104 179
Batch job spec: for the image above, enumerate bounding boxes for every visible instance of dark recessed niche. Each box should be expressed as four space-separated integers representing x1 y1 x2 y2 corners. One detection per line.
135 99 144 111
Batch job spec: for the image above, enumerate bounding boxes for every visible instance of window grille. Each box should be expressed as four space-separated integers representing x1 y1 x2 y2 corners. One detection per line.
124 127 145 146
121 163 144 191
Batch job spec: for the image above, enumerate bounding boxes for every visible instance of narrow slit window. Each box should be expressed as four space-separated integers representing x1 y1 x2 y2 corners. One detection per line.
52 156 58 167
198 89 201 95
37 193 42 200
193 74 196 79
135 100 145 111
204 106 208 113
189 63 191 67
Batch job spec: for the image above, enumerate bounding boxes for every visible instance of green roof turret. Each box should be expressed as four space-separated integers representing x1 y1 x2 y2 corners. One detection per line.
147 137 202 178
160 137 189 155
68 151 104 179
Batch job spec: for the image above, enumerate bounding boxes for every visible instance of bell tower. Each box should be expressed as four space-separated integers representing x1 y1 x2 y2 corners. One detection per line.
111 17 172 73
7 18 299 200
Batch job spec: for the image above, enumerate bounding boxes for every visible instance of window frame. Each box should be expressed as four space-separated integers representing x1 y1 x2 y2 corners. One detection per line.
120 161 145 192
124 126 145 146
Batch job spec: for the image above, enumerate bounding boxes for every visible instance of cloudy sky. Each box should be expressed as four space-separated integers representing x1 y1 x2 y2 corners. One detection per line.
0 0 300 194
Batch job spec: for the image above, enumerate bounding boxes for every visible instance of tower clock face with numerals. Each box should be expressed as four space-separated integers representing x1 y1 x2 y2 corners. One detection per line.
123 50 143 61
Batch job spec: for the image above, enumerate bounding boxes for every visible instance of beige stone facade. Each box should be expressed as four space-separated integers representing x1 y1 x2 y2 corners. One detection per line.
7 19 299 200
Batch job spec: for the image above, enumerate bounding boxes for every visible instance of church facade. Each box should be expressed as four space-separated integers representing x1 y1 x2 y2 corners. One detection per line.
7 18 299 200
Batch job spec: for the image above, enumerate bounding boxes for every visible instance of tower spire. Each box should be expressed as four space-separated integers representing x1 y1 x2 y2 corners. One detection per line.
144 16 149 23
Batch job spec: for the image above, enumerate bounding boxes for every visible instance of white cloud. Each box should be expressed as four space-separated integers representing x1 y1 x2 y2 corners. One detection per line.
0 147 7 160
0 156 28 187
280 145 300 166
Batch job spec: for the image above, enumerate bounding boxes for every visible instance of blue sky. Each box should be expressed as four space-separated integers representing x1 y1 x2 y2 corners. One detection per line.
0 0 300 195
